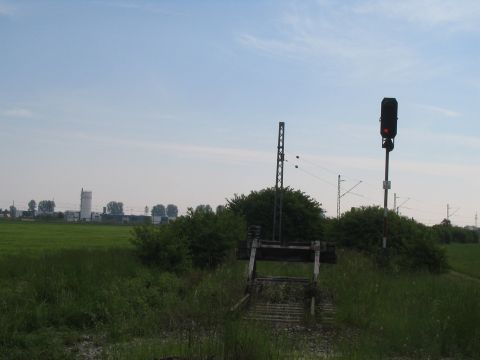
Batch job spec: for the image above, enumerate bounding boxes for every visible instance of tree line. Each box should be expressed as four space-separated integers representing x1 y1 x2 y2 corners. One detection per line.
3 200 182 218
132 187 479 273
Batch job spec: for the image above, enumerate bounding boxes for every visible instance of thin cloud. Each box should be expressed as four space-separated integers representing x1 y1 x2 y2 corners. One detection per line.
355 0 480 30
1 108 33 118
0 3 13 16
51 131 273 165
90 0 181 16
237 3 428 81
238 34 305 60
401 127 480 151
417 104 461 117
304 153 480 180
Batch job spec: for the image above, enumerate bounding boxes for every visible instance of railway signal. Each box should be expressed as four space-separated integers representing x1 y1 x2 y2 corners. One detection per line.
380 97 398 250
380 97 398 141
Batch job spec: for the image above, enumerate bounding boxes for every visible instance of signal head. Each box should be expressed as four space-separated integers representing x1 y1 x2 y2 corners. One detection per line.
380 97 398 139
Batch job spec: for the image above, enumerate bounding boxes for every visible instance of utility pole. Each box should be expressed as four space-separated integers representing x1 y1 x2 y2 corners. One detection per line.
396 197 410 215
476 212 478 228
446 204 460 222
337 176 362 219
337 175 345 219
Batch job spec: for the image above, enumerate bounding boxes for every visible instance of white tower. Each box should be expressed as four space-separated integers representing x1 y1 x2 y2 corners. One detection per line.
80 188 92 221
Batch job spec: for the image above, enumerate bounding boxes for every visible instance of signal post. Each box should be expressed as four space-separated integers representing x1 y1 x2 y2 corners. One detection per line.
380 98 398 250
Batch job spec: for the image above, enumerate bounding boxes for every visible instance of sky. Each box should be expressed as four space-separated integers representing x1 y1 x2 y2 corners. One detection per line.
1 0 480 226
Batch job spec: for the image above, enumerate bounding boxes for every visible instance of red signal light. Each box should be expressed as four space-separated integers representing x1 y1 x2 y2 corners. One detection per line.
383 128 389 134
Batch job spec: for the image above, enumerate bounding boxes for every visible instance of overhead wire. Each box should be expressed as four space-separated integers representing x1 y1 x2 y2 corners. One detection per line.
287 152 477 226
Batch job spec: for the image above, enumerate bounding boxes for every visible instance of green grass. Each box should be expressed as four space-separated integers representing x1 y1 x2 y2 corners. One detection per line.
0 248 250 359
0 221 132 255
104 320 289 360
323 249 480 359
444 243 480 278
256 260 312 278
0 221 291 359
3 221 480 359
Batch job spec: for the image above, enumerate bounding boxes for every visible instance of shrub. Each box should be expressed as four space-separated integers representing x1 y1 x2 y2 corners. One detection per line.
227 187 324 241
132 209 246 270
176 208 246 269
131 225 191 273
432 222 479 244
333 206 448 272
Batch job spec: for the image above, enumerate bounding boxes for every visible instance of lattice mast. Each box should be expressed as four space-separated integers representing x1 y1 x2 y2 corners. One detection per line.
272 122 285 245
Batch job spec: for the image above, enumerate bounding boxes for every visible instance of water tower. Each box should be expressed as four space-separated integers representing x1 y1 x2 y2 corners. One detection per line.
80 188 92 221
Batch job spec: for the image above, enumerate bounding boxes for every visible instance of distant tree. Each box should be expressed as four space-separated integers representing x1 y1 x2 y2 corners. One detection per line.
38 200 55 214
28 200 36 212
195 204 213 214
144 206 149 216
151 204 166 216
107 201 124 215
440 218 452 227
432 220 478 244
227 187 324 242
9 205 17 218
166 204 178 218
216 205 225 214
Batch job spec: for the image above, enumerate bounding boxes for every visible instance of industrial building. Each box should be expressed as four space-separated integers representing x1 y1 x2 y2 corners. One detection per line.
80 189 92 221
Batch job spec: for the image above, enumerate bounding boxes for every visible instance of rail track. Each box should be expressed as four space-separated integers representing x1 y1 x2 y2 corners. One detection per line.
234 275 336 327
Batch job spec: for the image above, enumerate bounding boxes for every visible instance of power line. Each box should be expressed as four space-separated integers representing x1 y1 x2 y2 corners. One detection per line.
286 160 337 188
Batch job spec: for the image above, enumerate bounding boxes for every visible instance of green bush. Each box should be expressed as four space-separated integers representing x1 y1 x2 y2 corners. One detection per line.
227 187 324 241
131 225 191 273
432 222 479 244
132 209 246 270
175 208 246 269
332 206 448 272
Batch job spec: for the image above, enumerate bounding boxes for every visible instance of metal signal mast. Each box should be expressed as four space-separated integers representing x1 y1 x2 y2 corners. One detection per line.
337 175 362 219
272 122 285 245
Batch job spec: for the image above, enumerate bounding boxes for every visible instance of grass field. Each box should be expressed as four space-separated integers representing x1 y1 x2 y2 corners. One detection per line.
321 250 480 359
0 221 259 360
444 243 480 278
0 220 133 255
2 221 480 359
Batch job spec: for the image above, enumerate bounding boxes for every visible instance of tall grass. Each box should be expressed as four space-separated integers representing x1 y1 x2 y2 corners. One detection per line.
104 320 288 360
323 250 480 359
0 249 247 359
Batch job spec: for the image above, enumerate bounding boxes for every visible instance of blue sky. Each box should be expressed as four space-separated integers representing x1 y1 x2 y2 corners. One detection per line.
1 0 480 225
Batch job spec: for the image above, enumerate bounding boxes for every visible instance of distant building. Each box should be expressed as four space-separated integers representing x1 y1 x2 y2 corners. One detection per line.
22 210 35 218
91 212 102 222
101 214 151 224
152 215 170 225
9 205 17 218
65 211 80 222
80 189 92 221
37 208 54 216
101 214 125 224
